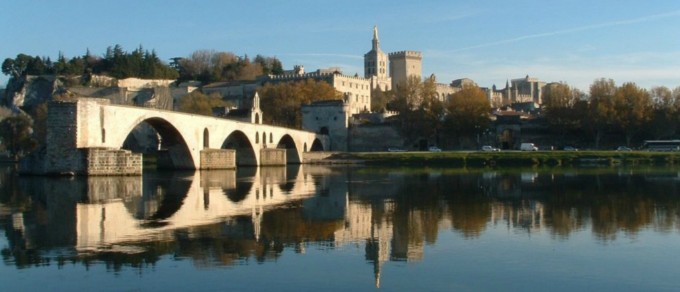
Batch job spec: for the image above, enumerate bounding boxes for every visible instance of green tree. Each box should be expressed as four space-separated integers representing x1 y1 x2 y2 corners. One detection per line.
0 115 38 160
442 84 491 148
177 91 231 116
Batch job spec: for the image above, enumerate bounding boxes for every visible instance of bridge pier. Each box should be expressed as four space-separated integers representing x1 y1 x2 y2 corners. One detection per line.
200 149 236 169
260 149 286 166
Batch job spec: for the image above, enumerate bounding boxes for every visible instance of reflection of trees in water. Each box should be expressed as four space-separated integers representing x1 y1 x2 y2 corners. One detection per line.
4 166 680 270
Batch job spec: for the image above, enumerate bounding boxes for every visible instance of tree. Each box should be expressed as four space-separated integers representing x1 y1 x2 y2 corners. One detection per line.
370 88 392 112
259 79 341 128
587 78 617 149
542 82 583 141
442 84 491 148
177 91 231 116
0 115 38 160
29 102 49 145
648 86 678 139
613 82 652 145
387 75 447 147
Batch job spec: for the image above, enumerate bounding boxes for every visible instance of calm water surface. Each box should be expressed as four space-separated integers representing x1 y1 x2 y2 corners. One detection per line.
1 164 680 291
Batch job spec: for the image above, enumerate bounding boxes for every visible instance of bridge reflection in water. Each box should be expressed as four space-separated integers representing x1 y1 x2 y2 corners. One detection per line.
75 166 321 251
5 166 680 290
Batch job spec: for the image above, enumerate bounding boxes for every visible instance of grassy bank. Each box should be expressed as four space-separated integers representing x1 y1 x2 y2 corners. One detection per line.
351 151 680 167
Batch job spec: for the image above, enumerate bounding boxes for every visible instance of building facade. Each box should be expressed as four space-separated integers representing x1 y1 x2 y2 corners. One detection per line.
485 75 546 106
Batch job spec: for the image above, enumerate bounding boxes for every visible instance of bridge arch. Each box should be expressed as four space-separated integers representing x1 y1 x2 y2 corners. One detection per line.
310 138 324 151
121 117 195 169
222 130 257 166
276 134 301 164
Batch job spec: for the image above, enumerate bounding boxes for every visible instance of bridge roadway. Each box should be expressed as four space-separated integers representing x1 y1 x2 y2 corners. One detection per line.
42 98 328 173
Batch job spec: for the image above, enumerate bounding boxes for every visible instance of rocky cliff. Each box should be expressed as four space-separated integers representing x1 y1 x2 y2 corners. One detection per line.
1 75 187 111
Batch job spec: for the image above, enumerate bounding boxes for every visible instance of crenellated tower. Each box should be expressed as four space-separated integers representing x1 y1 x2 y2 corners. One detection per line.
388 50 422 89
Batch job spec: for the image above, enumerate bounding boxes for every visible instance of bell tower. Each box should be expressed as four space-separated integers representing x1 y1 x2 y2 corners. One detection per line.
364 26 391 91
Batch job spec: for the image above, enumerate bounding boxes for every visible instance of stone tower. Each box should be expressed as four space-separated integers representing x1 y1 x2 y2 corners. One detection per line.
388 51 422 89
364 26 391 91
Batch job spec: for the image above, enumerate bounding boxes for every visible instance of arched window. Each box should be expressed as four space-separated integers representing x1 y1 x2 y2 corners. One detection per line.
270 133 273 143
262 132 266 145
255 132 259 144
203 128 209 149
255 113 260 124
101 128 106 143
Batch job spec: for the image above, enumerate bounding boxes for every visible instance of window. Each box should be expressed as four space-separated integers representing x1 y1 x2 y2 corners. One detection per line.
255 132 259 143
203 128 209 149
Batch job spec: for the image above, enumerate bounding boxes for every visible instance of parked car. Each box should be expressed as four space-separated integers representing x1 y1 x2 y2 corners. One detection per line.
481 145 500 152
520 143 538 151
563 146 578 151
616 146 632 151
428 146 442 152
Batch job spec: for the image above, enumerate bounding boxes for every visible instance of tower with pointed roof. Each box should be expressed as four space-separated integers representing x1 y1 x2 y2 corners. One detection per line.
364 26 391 91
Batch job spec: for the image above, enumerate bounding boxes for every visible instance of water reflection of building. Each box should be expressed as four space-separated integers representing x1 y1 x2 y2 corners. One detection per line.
490 201 545 233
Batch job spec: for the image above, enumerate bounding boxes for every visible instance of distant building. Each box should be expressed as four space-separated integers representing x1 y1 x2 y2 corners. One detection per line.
485 75 546 106
301 100 350 151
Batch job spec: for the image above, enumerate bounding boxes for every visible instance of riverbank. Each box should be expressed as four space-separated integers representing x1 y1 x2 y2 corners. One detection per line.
305 151 680 167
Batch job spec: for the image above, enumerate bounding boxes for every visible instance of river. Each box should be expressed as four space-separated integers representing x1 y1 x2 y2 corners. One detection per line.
1 164 679 291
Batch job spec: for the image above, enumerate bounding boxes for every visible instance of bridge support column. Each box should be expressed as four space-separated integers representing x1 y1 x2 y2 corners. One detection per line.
260 148 286 166
200 149 236 169
82 148 142 175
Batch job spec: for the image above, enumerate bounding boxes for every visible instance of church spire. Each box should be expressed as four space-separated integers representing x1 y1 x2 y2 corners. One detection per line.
372 25 380 51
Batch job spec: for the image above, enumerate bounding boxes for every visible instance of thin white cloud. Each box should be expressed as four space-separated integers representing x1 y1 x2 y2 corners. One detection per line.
450 9 680 53
278 53 363 60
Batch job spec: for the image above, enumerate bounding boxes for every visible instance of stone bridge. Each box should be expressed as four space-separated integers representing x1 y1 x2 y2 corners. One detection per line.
26 98 329 175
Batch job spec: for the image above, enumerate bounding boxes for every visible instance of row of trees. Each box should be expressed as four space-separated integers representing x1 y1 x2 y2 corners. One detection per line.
543 79 680 147
2 45 178 80
258 79 341 128
2 48 285 85
374 75 491 148
171 50 283 84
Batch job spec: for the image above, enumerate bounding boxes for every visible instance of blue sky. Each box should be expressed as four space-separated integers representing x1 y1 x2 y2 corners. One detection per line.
2 0 679 91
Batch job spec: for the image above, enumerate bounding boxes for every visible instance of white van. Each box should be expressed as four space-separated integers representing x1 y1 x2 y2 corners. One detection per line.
520 143 538 151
